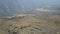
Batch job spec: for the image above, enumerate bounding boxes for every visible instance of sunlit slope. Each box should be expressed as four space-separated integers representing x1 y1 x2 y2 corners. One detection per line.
0 15 60 34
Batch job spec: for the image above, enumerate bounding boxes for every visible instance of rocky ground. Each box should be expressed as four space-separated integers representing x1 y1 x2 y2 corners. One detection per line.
0 14 60 34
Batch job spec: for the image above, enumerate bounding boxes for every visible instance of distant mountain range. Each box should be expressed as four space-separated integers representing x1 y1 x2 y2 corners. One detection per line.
0 0 60 18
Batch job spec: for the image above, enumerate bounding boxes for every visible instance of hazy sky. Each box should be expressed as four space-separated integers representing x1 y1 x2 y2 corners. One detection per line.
18 0 60 10
0 0 60 11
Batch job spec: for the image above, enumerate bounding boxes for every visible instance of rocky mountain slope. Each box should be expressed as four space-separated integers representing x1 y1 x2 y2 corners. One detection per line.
0 14 60 34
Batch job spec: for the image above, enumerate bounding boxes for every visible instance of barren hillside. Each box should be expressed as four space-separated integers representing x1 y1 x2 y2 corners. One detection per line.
0 14 60 34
